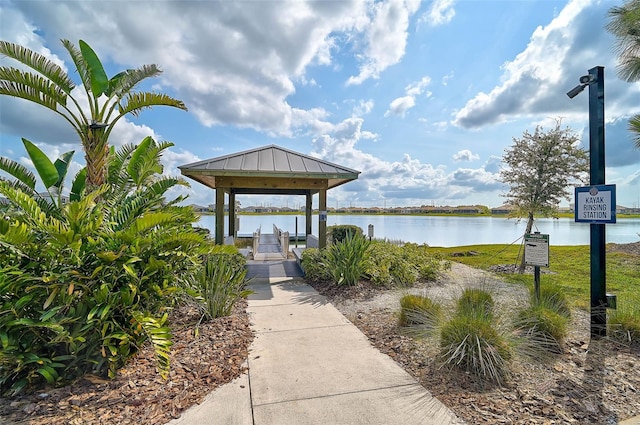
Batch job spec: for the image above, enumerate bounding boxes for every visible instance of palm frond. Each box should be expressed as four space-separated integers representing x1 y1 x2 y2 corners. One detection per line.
0 78 64 111
60 39 91 98
53 151 75 189
0 41 75 93
118 92 187 117
629 114 640 149
0 157 36 189
0 181 46 224
0 66 69 106
140 177 187 199
79 40 109 98
109 64 162 98
0 219 33 250
130 312 172 379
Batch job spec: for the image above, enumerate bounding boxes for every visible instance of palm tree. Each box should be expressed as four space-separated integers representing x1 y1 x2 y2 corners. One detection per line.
0 39 187 187
607 1 640 148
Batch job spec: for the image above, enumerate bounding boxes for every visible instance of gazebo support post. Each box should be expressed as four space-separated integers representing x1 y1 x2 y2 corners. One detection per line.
229 191 236 238
305 193 312 239
215 188 224 244
319 189 327 249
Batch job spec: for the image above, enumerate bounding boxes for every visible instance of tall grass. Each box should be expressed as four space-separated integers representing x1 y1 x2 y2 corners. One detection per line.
324 233 370 286
439 289 511 384
608 306 640 345
399 294 442 329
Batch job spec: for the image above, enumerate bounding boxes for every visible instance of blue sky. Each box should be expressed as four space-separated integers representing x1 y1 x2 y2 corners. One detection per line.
1 0 639 210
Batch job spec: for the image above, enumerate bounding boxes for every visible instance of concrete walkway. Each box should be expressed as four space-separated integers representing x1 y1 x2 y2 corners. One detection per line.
168 261 463 425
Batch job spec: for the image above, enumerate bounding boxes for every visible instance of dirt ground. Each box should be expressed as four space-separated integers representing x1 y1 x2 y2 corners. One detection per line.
1 242 638 425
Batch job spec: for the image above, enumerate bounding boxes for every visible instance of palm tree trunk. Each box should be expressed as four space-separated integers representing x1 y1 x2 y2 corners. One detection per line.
85 128 109 189
518 212 535 274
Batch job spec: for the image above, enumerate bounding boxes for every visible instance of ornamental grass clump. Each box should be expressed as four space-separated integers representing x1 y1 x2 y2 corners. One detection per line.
515 285 570 354
399 294 442 329
439 289 511 384
608 306 640 345
456 288 495 320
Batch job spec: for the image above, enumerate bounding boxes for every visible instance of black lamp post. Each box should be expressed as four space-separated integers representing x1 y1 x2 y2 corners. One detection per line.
567 66 607 338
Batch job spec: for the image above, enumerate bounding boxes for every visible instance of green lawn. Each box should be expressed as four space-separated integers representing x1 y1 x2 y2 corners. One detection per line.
429 244 640 311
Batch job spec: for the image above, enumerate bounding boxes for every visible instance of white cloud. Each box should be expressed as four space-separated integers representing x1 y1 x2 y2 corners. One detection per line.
421 0 456 27
346 0 421 85
385 75 432 117
452 0 633 130
452 149 480 162
385 96 415 117
310 116 502 206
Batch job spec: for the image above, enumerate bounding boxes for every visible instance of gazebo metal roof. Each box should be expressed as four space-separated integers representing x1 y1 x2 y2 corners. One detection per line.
178 144 360 193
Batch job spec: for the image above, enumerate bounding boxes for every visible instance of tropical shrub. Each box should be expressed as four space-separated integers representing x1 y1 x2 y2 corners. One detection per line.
300 248 331 282
327 224 363 244
363 240 448 286
0 139 209 395
399 294 442 329
197 250 252 319
324 232 370 286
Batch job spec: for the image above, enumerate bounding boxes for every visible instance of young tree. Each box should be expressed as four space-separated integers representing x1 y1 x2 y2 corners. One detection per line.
0 39 187 188
607 0 640 148
500 120 588 273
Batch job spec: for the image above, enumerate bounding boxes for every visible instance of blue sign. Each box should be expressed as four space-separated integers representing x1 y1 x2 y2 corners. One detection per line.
574 184 616 224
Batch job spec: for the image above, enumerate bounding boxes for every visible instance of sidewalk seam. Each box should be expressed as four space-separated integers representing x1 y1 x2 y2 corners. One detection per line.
252 323 352 334
251 382 420 408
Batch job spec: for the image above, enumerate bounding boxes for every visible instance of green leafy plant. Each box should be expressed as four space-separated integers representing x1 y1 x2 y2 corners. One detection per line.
363 240 449 287
513 284 570 354
323 232 370 286
197 251 252 319
399 294 442 329
0 138 209 395
300 248 331 282
327 224 363 244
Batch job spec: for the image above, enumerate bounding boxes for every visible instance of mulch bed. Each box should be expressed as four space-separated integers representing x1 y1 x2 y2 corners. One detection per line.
0 301 253 425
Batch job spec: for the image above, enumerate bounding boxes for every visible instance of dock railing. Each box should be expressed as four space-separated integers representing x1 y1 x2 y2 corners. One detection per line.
273 224 289 256
252 226 261 255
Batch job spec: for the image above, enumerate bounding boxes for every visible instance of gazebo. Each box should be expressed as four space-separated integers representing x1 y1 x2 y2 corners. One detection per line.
178 145 360 248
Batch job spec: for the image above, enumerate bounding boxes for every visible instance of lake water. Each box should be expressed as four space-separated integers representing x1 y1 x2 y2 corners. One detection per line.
197 214 640 247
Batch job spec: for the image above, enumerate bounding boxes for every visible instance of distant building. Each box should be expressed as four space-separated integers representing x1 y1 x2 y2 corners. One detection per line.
491 204 514 215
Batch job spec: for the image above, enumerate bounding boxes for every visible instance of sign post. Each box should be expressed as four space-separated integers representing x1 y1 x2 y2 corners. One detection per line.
524 232 549 302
